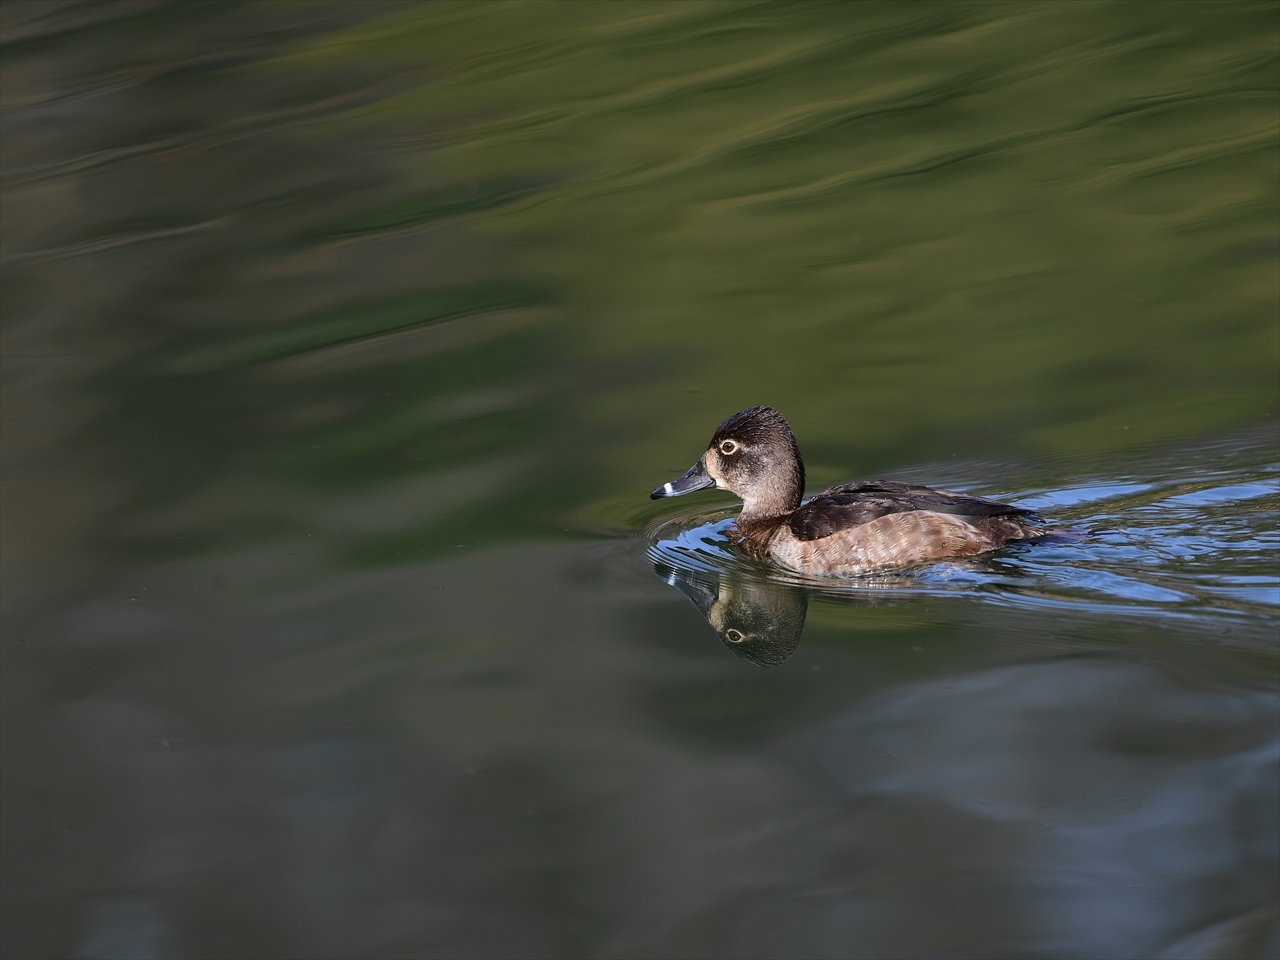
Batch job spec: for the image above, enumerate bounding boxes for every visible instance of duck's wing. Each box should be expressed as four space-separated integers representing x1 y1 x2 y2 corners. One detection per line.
789 480 1038 542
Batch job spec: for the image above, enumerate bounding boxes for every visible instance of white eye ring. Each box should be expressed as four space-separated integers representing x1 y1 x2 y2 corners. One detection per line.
720 440 738 455
725 628 745 643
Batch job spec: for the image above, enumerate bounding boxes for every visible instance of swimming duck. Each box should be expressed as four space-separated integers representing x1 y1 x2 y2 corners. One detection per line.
651 405 1045 576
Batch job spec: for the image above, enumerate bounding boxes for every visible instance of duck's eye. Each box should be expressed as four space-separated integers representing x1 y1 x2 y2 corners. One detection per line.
725 628 745 643
719 440 739 455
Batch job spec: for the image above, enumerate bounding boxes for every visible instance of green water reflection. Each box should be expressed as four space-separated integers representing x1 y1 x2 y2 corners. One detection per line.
1 2 1277 957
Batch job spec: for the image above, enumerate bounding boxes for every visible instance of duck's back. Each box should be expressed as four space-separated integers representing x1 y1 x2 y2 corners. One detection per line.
789 480 1036 539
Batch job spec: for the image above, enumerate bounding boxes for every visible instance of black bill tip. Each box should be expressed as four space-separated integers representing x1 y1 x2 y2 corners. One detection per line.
651 457 715 499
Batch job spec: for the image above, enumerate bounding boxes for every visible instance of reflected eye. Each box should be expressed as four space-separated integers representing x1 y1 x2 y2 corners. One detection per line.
725 629 745 643
719 440 739 455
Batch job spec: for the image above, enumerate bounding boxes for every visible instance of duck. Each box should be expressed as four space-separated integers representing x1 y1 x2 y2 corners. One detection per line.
650 405 1046 576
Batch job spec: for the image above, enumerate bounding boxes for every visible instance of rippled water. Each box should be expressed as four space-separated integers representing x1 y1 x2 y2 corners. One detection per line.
2 3 1277 958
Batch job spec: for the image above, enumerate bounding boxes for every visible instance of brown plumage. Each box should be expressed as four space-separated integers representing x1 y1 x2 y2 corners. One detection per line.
651 405 1046 576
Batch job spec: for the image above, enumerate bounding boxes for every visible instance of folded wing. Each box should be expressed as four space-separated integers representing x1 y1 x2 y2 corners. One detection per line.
788 480 1039 542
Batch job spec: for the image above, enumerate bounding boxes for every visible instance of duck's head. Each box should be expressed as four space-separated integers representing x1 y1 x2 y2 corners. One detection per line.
650 405 805 518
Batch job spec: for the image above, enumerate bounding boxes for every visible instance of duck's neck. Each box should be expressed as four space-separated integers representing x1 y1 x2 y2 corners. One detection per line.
738 458 805 522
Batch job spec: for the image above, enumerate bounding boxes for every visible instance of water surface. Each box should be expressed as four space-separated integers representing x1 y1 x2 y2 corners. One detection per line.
1 3 1277 958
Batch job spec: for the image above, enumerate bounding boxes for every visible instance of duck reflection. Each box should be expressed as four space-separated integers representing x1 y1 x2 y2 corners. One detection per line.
655 563 808 667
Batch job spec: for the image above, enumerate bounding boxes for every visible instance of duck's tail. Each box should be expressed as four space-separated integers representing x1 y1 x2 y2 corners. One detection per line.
979 513 1085 548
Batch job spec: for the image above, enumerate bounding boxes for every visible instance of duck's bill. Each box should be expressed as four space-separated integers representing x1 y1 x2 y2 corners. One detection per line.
651 458 716 499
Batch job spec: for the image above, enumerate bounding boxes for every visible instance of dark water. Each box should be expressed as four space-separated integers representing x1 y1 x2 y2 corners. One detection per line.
2 3 1277 958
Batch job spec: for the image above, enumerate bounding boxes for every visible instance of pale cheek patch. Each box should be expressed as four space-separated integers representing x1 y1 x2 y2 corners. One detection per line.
704 449 724 487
